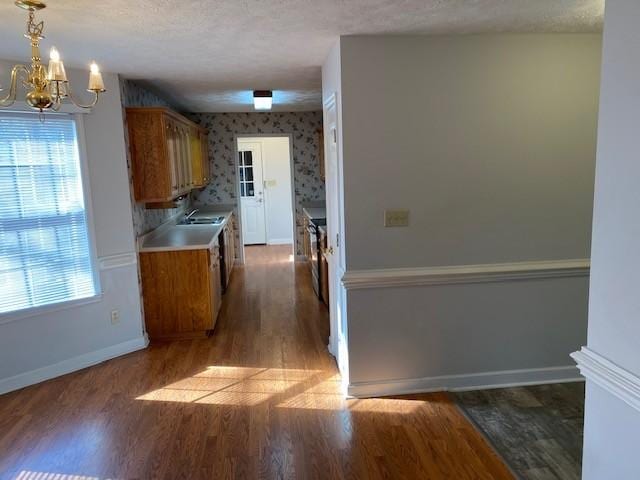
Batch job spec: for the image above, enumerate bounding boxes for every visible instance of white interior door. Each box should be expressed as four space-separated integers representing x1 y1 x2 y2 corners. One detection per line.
324 95 343 362
239 144 266 245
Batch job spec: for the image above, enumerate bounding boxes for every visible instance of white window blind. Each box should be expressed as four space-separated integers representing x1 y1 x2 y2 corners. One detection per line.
0 113 97 315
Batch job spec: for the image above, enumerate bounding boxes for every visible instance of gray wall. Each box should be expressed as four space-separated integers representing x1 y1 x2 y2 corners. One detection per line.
340 35 601 270
328 34 601 392
581 0 640 477
0 64 145 393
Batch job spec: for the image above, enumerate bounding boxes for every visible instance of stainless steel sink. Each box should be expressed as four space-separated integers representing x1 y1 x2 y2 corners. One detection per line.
179 216 225 225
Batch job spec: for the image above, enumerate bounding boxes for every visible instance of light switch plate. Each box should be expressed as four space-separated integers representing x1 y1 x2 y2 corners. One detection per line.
384 209 409 227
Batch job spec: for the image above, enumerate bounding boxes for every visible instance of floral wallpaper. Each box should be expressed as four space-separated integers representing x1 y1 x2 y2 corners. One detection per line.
119 78 191 237
188 112 325 256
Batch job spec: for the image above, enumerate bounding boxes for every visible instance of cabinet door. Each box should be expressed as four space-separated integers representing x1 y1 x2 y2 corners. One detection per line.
141 249 213 339
190 126 204 187
176 126 184 192
227 219 235 272
224 223 234 286
209 246 222 327
165 118 180 198
182 126 193 189
200 129 210 185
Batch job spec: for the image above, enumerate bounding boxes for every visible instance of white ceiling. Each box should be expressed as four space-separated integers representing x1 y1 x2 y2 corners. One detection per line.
0 0 604 112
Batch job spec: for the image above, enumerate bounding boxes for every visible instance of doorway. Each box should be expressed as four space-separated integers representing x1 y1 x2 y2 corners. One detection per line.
236 136 295 259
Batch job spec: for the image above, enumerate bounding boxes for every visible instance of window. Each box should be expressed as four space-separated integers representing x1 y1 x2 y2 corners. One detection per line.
238 151 255 197
0 113 98 315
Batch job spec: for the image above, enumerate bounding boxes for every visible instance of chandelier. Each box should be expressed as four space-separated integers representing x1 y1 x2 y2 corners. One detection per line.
0 0 106 112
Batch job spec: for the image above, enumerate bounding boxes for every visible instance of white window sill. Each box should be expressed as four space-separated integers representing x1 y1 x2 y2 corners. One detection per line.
0 293 104 326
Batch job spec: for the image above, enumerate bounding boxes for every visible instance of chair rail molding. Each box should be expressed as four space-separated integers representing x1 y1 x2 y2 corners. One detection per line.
99 252 138 271
571 347 640 413
341 259 590 290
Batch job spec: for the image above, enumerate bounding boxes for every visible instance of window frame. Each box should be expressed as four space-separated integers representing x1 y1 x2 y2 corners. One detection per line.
0 111 102 324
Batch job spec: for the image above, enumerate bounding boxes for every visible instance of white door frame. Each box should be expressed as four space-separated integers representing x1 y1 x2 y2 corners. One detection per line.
234 133 296 264
323 92 348 385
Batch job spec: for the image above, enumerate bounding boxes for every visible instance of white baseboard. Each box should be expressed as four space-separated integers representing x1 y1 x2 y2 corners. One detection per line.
572 346 640 413
347 365 582 398
0 335 149 395
267 238 293 245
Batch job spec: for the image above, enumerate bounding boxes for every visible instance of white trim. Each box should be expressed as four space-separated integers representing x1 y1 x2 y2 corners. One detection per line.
571 347 640 413
0 335 149 395
74 113 102 295
347 365 582 398
235 133 297 263
0 293 103 325
98 252 138 271
342 259 590 290
267 238 294 245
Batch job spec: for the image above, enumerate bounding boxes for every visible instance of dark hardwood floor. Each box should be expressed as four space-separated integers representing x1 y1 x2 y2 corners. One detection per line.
455 382 585 480
0 245 512 480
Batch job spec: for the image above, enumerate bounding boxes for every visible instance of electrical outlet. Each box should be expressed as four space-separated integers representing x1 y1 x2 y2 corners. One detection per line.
384 209 409 227
110 309 120 325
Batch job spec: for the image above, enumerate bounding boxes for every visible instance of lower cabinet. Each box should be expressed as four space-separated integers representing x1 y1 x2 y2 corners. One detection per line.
140 245 222 341
220 218 235 291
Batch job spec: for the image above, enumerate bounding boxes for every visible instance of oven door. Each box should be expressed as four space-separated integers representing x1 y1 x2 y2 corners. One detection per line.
308 224 318 269
307 224 320 296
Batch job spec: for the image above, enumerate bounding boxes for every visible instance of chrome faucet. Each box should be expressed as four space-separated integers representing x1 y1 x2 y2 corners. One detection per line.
185 208 199 221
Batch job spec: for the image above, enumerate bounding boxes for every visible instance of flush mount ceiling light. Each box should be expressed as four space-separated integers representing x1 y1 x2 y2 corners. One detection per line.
253 90 272 110
0 0 106 113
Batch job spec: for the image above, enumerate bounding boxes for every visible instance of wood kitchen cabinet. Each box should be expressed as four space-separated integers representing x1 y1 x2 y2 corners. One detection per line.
126 107 209 203
139 245 222 341
221 219 235 290
190 126 210 188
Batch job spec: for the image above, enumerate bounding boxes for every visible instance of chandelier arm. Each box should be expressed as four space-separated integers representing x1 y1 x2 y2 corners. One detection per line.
66 86 100 109
0 65 30 107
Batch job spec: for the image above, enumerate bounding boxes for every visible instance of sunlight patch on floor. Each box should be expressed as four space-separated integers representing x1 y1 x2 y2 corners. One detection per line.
135 366 323 406
15 472 102 480
275 374 422 413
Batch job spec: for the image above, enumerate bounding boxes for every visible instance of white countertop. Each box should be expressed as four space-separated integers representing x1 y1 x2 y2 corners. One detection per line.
302 207 326 220
139 210 233 253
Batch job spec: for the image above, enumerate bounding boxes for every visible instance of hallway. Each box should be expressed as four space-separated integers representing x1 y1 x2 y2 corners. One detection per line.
0 246 512 479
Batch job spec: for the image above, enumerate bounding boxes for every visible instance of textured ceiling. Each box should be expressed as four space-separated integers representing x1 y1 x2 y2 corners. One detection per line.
0 0 604 112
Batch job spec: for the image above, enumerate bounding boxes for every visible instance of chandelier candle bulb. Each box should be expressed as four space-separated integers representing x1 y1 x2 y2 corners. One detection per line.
47 47 67 82
88 62 105 92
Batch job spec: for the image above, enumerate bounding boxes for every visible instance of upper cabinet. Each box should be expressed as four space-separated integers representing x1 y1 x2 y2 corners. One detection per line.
126 107 210 203
190 126 210 188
